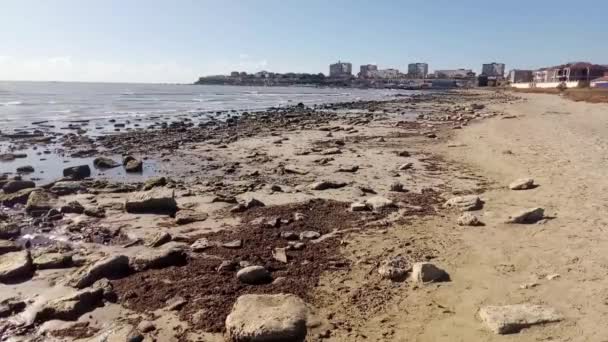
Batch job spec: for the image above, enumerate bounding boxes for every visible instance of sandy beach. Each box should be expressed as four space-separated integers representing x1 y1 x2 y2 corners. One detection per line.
1 89 606 341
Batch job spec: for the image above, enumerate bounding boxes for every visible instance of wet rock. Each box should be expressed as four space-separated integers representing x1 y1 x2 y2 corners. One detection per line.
365 196 396 211
0 223 20 239
308 180 347 191
16 165 34 173
237 266 271 284
223 239 243 249
509 178 535 190
0 251 33 283
378 256 409 281
34 286 105 323
33 252 73 270
124 188 177 214
60 201 85 214
69 254 130 289
226 294 308 342
0 298 26 318
479 304 562 334
2 180 35 194
0 188 34 207
457 213 483 226
146 231 172 247
93 157 120 169
411 262 448 283
50 181 84 196
25 190 56 215
444 195 483 211
299 231 321 240
63 165 91 180
230 197 265 213
190 238 212 252
143 177 167 190
506 208 545 224
130 243 187 272
0 240 21 255
175 210 208 225
125 159 143 173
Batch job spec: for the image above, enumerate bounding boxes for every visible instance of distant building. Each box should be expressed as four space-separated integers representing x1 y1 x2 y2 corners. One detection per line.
481 63 506 78
508 69 533 83
359 64 378 78
408 63 429 78
230 71 240 77
533 62 608 83
434 69 474 79
368 68 401 79
329 61 353 78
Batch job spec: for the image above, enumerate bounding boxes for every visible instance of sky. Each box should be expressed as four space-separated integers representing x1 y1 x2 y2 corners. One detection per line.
1 0 607 83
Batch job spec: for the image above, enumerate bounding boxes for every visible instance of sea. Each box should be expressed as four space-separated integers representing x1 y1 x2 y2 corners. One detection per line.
0 81 409 130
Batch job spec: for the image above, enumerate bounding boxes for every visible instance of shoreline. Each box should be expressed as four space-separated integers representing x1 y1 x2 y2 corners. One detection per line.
0 89 540 340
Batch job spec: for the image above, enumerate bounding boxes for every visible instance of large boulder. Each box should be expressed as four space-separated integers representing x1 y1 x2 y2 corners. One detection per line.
124 188 177 214
479 304 562 334
69 255 130 289
0 251 33 283
63 165 91 180
226 294 309 342
25 190 57 215
444 195 483 211
506 208 545 224
2 180 35 194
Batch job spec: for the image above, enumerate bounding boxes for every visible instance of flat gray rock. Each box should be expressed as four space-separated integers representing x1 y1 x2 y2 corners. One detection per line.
0 250 33 283
479 304 562 334
124 188 177 214
175 210 208 225
130 243 187 272
226 294 308 342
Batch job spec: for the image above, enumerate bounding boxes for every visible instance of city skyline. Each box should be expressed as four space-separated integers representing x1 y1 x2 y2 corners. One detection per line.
1 0 607 83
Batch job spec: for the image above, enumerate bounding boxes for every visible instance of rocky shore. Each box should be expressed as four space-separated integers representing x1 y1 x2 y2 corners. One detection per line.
0 89 566 341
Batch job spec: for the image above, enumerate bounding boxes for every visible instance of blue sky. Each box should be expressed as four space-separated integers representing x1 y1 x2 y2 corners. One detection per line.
1 0 606 83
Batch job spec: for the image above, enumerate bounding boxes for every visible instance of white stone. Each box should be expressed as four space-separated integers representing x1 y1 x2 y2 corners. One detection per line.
509 178 535 190
365 196 396 211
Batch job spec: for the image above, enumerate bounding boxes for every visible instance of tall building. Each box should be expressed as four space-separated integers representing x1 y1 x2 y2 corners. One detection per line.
482 63 506 78
408 63 429 78
359 64 378 78
329 61 353 78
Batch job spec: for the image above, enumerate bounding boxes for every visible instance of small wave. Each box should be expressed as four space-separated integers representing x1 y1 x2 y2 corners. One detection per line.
0 101 22 106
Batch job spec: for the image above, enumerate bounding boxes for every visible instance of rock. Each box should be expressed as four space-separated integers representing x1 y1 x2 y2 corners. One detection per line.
223 239 243 249
0 251 33 283
25 190 56 215
509 178 535 190
60 201 85 214
190 238 212 252
479 304 562 334
444 195 483 211
50 181 84 196
0 240 21 255
130 243 187 272
283 165 309 175
33 252 73 269
321 147 341 155
84 206 106 218
93 157 120 169
280 231 299 240
143 177 167 190
230 197 265 213
273 248 288 263
217 260 238 272
457 213 483 226
299 231 321 240
175 210 208 225
63 165 91 180
166 296 187 311
365 196 396 211
237 266 271 284
308 180 347 191
378 256 409 281
123 155 136 166
0 298 26 318
124 188 177 214
69 255 130 289
16 165 34 173
2 180 35 194
398 163 413 171
226 294 308 342
137 320 156 333
396 150 410 157
34 286 105 323
506 208 545 224
0 223 20 239
350 202 369 212
146 231 172 247
125 159 143 173
389 182 406 192
287 242 305 251
337 165 359 173
0 188 34 207
411 262 448 283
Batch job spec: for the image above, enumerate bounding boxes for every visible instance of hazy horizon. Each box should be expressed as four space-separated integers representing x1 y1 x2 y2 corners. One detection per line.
2 0 607 83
